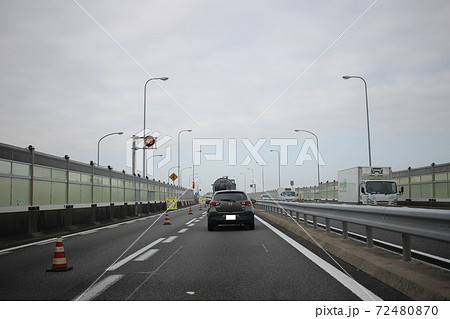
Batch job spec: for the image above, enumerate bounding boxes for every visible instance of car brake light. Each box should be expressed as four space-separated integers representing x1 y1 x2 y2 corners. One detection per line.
240 200 252 206
210 201 220 206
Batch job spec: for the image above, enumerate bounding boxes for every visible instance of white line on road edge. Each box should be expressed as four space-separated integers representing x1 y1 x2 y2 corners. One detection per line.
74 275 123 301
255 216 382 301
79 229 99 235
107 238 165 271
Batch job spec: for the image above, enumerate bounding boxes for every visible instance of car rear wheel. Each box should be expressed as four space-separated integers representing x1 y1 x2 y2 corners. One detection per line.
208 222 214 231
248 221 255 230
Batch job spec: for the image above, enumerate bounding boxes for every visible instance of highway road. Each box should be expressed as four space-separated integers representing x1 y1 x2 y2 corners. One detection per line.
0 205 409 301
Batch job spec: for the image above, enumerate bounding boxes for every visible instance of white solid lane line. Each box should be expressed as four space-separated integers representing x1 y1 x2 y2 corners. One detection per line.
255 215 382 301
107 238 165 271
75 274 123 301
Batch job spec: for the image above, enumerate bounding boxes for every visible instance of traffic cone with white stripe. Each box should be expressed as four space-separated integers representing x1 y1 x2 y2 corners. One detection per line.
46 237 73 272
163 212 171 225
188 206 192 215
199 203 202 210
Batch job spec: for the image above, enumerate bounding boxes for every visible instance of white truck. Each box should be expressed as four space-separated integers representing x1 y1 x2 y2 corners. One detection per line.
277 187 297 201
338 166 403 205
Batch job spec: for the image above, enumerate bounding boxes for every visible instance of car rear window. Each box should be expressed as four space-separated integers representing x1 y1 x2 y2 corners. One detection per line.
213 192 247 202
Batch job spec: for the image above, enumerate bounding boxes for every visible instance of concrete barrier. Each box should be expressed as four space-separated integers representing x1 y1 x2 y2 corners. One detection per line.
0 200 194 241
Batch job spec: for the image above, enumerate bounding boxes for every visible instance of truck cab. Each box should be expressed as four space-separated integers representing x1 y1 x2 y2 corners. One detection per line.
360 180 402 205
338 166 403 206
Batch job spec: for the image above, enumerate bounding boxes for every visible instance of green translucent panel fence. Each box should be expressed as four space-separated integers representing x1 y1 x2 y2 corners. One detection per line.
255 163 450 201
0 149 193 208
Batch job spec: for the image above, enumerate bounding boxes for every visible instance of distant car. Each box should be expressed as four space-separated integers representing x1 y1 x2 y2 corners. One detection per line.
260 194 271 200
207 190 255 231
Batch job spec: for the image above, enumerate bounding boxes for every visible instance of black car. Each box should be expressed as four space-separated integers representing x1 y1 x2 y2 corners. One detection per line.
207 190 255 231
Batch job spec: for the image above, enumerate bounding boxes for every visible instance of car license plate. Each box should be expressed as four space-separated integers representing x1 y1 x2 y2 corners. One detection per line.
226 215 236 220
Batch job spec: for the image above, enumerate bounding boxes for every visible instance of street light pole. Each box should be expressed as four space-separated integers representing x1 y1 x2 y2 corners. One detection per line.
240 172 247 193
270 149 281 188
258 162 265 191
343 75 372 166
247 168 255 196
177 129 192 186
295 129 320 190
143 76 169 177
192 150 202 192
180 166 192 188
97 132 123 166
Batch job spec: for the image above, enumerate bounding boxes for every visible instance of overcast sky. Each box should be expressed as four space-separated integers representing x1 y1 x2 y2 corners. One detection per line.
1 0 449 193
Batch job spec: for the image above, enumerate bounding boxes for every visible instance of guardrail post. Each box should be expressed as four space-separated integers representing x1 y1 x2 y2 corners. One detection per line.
304 213 308 225
65 155 70 205
342 221 348 239
366 226 373 248
90 161 95 204
29 145 35 206
313 216 317 228
108 165 112 204
325 218 330 233
402 233 412 261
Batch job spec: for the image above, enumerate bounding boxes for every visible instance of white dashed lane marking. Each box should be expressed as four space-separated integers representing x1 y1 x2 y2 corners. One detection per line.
107 238 165 271
134 249 159 261
75 274 124 301
185 218 197 225
162 236 178 243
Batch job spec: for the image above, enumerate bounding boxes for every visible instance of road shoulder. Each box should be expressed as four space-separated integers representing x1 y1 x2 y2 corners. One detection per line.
255 209 450 301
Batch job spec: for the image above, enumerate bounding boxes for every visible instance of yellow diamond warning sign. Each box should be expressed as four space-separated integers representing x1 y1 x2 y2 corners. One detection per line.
169 173 178 182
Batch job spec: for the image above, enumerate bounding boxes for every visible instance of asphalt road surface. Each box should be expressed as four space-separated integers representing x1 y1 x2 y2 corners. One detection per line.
0 205 409 301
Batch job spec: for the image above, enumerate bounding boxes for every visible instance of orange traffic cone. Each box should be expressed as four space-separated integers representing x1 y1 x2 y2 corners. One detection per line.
46 237 73 272
199 203 202 210
163 212 171 225
188 206 192 215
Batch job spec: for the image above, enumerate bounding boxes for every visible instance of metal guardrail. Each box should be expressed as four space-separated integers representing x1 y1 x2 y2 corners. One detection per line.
256 200 450 261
